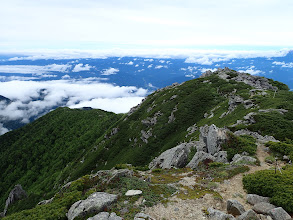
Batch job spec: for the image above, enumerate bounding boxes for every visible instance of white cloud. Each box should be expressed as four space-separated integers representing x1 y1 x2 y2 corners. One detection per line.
135 64 139 67
126 61 134 65
199 68 217 73
272 61 293 68
101 67 119 75
72 63 92 72
238 66 264 75
144 59 154 62
0 123 9 135
61 74 70 79
0 79 147 123
154 65 167 69
147 64 153 68
159 60 165 63
0 64 71 74
137 69 145 72
0 76 39 81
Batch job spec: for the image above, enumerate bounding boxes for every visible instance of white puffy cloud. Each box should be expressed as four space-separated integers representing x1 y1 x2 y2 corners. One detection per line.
126 61 134 65
72 63 93 72
101 67 119 75
144 59 154 62
0 79 147 123
154 65 167 69
0 123 9 135
135 64 139 67
238 66 264 75
147 64 153 68
272 61 293 68
0 64 71 74
199 68 217 73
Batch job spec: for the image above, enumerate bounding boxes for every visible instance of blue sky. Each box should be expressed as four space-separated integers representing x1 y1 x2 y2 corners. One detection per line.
1 0 293 51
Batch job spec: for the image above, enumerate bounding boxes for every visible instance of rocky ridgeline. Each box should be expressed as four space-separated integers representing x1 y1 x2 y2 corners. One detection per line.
200 67 278 91
148 124 261 170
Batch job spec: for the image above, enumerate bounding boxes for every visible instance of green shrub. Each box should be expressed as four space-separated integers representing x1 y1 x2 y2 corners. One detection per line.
152 168 163 173
243 166 293 212
208 162 226 168
266 141 293 160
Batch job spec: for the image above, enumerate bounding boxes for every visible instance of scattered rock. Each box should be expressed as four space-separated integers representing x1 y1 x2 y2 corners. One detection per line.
236 209 259 220
231 154 256 165
234 129 278 143
87 212 122 220
141 112 162 127
208 207 236 220
247 194 270 205
37 197 54 205
227 199 246 216
168 106 178 123
104 127 119 139
107 169 133 184
186 123 197 137
186 151 216 169
67 192 118 220
3 184 27 216
134 212 154 220
258 109 288 115
141 129 152 143
253 202 276 215
214 151 228 163
268 207 291 220
125 190 142 196
149 143 191 169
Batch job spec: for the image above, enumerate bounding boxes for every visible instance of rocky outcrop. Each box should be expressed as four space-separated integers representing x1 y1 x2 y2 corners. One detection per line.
227 199 246 216
258 109 288 115
268 207 291 220
236 209 260 220
200 124 227 155
134 212 155 220
234 130 278 143
106 169 133 184
67 192 118 220
214 151 228 163
247 194 270 205
149 143 191 169
252 202 276 215
141 129 152 143
87 212 122 220
3 184 27 216
125 190 142 196
104 127 119 139
231 154 257 165
141 111 163 127
187 151 216 169
38 197 54 205
208 207 236 220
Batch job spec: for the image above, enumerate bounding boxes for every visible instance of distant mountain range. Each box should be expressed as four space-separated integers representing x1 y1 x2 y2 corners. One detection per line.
0 50 292 134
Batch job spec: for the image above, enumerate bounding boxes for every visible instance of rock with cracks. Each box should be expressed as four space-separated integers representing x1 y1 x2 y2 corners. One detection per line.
236 209 260 220
252 202 276 215
187 151 216 169
208 207 236 220
227 199 246 216
67 192 118 220
149 143 190 169
247 194 270 205
268 207 291 220
3 184 27 216
87 212 122 220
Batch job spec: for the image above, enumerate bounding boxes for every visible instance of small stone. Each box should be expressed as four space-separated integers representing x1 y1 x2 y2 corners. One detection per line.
125 190 142 196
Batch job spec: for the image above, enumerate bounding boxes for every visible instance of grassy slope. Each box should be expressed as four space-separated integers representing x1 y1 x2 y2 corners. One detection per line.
0 107 121 211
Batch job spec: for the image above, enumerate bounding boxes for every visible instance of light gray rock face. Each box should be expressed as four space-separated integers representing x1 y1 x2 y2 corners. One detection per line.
37 197 54 206
149 143 191 169
200 124 227 155
107 169 133 184
228 95 244 113
227 199 246 216
67 192 118 220
208 207 236 220
231 154 257 165
125 190 142 196
268 207 291 220
141 111 162 127
247 194 270 205
4 184 27 215
236 209 259 220
141 129 152 143
214 151 228 163
253 202 276 215
187 151 216 169
258 109 288 115
87 212 122 220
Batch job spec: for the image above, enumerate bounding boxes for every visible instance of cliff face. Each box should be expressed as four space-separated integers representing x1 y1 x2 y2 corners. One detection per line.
0 68 292 218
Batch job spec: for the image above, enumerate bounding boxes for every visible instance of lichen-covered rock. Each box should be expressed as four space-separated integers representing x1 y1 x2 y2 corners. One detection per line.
187 151 216 169
106 169 133 184
87 212 122 220
200 124 227 155
227 199 246 216
125 190 142 196
247 194 270 205
3 184 27 215
252 202 276 215
236 209 260 220
231 154 256 165
268 207 291 220
149 143 191 169
67 192 118 220
214 151 228 163
208 207 236 220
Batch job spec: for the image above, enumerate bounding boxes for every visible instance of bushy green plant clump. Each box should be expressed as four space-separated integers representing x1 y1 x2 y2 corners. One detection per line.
243 165 293 212
266 140 293 159
221 133 257 161
267 79 290 91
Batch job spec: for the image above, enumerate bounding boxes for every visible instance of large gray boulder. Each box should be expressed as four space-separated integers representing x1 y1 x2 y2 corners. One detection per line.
87 212 122 220
247 194 270 205
200 124 227 155
3 184 27 216
67 192 118 220
231 154 256 165
208 207 236 220
268 207 291 220
236 209 260 220
149 143 191 169
214 151 228 163
227 199 246 216
186 151 216 169
252 202 276 215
